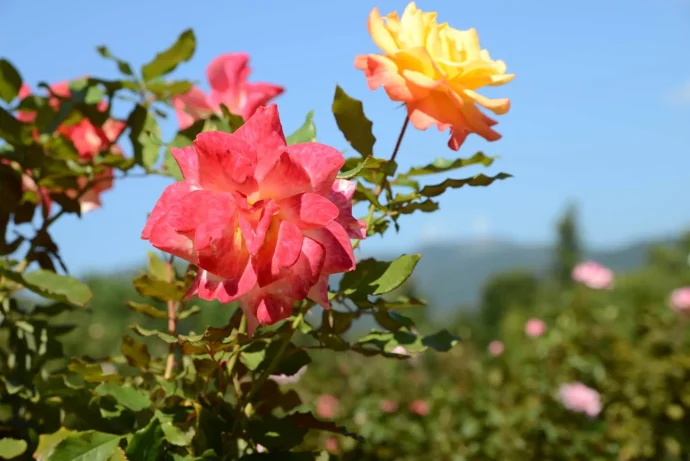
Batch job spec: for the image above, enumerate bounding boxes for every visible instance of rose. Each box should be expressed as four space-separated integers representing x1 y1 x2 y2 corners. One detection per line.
408 399 429 416
524 318 546 337
355 2 514 151
173 53 284 129
572 260 614 290
487 340 504 356
316 394 339 419
669 287 690 315
141 104 365 334
16 81 125 214
558 382 602 417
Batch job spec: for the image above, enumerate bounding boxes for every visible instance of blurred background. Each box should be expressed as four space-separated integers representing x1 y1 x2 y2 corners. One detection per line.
2 0 690 459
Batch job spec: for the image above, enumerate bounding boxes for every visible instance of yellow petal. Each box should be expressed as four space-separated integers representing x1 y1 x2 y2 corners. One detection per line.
368 7 399 54
463 89 511 115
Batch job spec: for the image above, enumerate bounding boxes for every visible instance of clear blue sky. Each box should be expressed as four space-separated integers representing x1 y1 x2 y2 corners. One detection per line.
2 0 689 275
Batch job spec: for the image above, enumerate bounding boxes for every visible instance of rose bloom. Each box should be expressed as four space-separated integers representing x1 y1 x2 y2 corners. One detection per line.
380 399 399 413
316 394 340 419
571 260 614 290
355 2 514 151
142 105 365 334
173 53 284 129
525 318 546 337
269 365 307 385
325 438 339 453
487 340 504 357
16 82 125 214
559 382 602 417
408 399 429 416
669 287 690 315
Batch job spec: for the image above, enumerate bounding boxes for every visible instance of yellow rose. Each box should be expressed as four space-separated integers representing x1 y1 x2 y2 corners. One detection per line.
355 2 515 150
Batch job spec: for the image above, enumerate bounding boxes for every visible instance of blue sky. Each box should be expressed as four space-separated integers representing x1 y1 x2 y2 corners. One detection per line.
1 0 689 275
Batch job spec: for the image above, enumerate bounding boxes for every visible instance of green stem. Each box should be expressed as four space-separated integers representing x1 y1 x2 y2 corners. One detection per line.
226 314 247 397
353 115 410 249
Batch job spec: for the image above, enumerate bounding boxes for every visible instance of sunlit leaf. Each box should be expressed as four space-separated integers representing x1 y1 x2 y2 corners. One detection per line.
332 85 375 157
0 438 27 459
286 111 316 145
0 266 92 306
340 255 421 298
141 29 196 81
47 431 122 461
0 59 22 103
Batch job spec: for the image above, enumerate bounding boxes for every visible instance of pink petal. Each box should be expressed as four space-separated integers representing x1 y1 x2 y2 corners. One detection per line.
239 82 285 119
206 53 250 102
187 265 257 304
256 219 304 287
258 151 312 200
192 131 258 192
171 146 199 185
304 222 356 275
233 105 287 180
308 274 331 309
173 86 215 130
142 182 195 240
278 192 339 229
286 143 345 196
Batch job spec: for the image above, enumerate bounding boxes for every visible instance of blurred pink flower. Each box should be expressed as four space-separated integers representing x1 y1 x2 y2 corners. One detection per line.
572 260 614 290
317 394 339 419
559 382 602 417
269 365 307 385
391 345 420 364
256 444 266 453
409 399 429 416
670 287 690 315
525 318 546 337
325 437 339 453
173 53 284 129
488 340 504 356
380 399 399 413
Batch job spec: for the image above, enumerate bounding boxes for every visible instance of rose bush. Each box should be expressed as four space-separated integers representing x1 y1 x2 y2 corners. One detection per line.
0 2 514 459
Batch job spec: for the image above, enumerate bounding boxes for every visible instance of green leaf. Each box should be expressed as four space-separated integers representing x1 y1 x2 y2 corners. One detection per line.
126 301 167 319
128 104 161 170
47 431 122 461
332 85 375 157
125 419 164 461
400 152 496 178
0 59 22 103
147 80 193 99
132 274 185 302
286 111 316 145
0 438 27 459
68 358 119 383
162 148 184 181
178 305 201 320
34 428 75 461
130 324 177 343
419 172 512 198
339 255 421 298
147 251 170 281
421 329 460 351
337 156 372 179
241 341 269 371
0 106 27 146
96 46 134 76
121 335 151 369
95 382 152 412
141 29 196 81
0 266 92 306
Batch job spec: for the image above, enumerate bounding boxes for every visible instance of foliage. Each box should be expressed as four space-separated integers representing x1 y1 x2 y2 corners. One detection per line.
0 20 507 459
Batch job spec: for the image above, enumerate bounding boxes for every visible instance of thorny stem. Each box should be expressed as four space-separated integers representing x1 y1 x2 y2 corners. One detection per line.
353 115 410 249
164 255 179 380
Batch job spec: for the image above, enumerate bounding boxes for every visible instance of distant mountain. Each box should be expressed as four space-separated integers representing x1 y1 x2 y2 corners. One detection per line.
367 236 676 317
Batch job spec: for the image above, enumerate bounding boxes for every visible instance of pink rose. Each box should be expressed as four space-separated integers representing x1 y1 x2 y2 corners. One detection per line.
325 437 339 453
559 382 602 417
142 105 365 334
173 53 284 129
316 394 339 419
17 81 125 215
670 287 690 315
379 399 399 413
524 318 546 337
572 260 614 290
487 340 504 356
409 399 429 416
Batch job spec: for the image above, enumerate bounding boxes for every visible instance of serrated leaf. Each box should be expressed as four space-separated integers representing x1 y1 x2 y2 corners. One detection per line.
337 156 372 179
401 152 496 178
126 301 167 319
130 324 177 343
0 438 27 459
47 431 122 461
419 173 511 198
147 251 170 281
132 274 185 302
0 59 22 103
286 111 316 145
125 419 164 461
0 267 91 306
340 255 421 298
121 335 151 369
141 29 196 81
128 104 161 170
96 46 134 76
34 428 76 461
95 382 152 412
332 85 375 157
421 329 460 351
